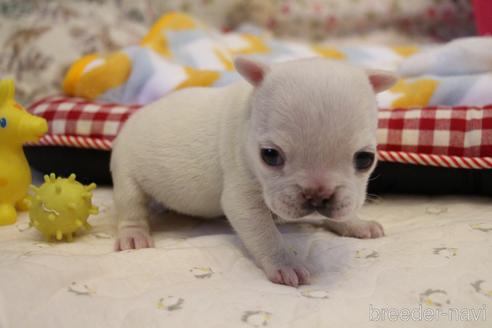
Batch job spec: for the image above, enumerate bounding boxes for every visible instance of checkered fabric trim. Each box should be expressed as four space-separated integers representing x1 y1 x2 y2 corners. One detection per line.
28 96 139 150
27 97 492 169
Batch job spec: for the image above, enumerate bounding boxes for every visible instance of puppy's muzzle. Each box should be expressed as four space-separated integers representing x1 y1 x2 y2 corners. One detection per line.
301 188 334 218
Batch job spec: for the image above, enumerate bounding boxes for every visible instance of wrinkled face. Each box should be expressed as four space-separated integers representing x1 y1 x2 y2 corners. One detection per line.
242 60 385 221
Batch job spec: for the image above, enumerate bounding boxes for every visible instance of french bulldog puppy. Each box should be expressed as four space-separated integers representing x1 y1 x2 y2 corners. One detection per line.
111 58 397 287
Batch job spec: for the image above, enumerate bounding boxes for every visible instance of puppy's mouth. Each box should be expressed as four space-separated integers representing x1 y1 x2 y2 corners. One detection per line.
274 206 335 221
302 203 333 219
301 202 351 221
268 197 350 221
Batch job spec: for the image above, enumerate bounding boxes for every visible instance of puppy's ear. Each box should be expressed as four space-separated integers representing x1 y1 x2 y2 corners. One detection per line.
234 57 269 86
366 69 398 93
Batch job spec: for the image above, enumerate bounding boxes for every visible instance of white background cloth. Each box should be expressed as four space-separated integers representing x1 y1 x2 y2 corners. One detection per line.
0 187 491 328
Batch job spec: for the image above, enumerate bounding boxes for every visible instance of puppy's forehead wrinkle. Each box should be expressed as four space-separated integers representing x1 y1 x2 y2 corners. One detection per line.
257 106 376 163
249 59 379 172
252 60 377 128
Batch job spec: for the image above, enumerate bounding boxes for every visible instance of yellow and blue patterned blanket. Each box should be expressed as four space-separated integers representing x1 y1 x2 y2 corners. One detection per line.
63 12 492 108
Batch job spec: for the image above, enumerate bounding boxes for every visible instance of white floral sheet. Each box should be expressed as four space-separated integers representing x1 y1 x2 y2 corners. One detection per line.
0 188 491 328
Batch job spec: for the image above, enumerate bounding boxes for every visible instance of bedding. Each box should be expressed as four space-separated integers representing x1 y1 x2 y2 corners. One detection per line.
0 187 491 327
37 13 492 167
21 12 492 192
26 95 492 169
0 0 475 106
62 13 491 108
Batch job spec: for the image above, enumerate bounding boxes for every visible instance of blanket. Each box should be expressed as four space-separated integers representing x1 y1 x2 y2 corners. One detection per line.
1 187 492 327
63 12 492 108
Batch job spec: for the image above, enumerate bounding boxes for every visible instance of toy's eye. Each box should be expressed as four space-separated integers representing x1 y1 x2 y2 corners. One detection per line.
0 118 6 128
354 151 375 171
261 148 284 167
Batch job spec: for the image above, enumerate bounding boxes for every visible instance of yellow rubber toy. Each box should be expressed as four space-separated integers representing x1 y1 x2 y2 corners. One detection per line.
29 173 99 241
0 79 48 225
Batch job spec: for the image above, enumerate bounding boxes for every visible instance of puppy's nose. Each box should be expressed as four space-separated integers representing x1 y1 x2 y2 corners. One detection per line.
302 188 334 210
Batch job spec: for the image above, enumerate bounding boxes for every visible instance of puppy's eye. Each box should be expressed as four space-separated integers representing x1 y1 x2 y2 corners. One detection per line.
0 117 6 128
261 148 284 167
354 151 375 171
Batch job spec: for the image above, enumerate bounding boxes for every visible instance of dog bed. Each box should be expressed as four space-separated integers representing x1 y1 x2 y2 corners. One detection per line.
24 12 492 194
24 97 492 194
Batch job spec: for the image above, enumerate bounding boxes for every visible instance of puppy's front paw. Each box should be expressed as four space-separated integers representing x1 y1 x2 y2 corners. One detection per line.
328 219 384 239
115 226 154 251
261 253 311 287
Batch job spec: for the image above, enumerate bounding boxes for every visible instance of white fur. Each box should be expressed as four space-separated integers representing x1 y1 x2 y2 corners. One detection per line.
111 58 397 287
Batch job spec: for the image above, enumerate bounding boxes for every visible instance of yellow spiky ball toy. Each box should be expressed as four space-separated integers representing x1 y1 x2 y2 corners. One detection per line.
28 173 99 241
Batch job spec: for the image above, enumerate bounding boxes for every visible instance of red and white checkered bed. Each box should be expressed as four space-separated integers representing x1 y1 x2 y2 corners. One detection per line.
27 96 492 169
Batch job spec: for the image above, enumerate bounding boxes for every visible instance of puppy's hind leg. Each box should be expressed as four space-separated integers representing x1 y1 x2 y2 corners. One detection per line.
113 176 154 251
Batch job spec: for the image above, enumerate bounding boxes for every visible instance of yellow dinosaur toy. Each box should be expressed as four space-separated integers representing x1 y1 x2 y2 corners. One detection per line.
0 79 48 225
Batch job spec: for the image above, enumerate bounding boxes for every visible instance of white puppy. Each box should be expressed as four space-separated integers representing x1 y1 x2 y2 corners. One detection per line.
111 58 397 287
